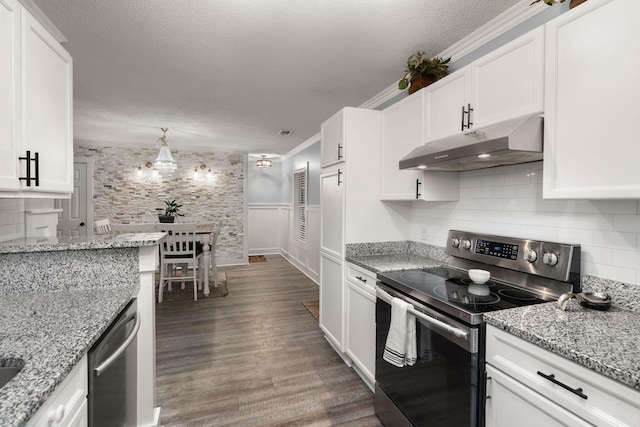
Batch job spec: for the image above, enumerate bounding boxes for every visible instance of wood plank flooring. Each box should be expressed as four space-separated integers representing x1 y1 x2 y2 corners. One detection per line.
155 255 382 426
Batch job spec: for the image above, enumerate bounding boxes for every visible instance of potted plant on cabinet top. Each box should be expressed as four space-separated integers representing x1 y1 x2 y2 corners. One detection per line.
398 52 451 95
156 199 184 223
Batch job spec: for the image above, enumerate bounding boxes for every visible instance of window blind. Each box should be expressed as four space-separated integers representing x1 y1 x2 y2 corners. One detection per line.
293 167 307 242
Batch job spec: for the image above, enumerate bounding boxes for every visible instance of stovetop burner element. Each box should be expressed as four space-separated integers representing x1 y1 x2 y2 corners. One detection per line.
433 284 500 305
498 288 538 301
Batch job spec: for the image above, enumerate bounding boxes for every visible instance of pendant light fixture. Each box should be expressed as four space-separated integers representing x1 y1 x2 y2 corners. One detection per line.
153 127 177 177
256 154 272 168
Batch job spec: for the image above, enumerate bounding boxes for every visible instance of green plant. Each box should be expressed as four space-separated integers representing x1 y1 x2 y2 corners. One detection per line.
530 0 565 5
398 52 451 90
156 199 184 217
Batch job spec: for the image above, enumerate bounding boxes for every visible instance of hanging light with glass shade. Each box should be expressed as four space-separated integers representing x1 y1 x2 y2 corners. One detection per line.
256 154 272 168
153 127 178 177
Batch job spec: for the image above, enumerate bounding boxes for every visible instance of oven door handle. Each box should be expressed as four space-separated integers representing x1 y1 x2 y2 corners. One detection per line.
377 288 469 341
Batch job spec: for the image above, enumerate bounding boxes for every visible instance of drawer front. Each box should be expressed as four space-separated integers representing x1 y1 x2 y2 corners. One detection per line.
26 356 88 427
487 325 640 427
345 263 376 295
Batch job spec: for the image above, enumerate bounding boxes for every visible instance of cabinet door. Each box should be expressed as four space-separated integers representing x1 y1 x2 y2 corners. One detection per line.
345 278 375 390
319 251 344 352
320 166 344 259
486 365 589 427
381 92 424 200
471 26 544 129
321 110 344 167
424 66 470 143
543 0 640 199
22 11 73 194
0 0 21 191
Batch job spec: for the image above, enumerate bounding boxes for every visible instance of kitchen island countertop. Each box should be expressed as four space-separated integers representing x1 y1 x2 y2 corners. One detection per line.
0 232 166 254
484 301 640 391
346 252 445 273
0 285 137 426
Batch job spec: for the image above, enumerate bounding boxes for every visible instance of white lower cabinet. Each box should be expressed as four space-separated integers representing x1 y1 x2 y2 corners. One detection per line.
26 355 88 427
486 325 640 427
319 251 345 354
345 263 376 391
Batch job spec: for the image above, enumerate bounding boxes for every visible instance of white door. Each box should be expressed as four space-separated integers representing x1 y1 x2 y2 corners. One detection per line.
57 160 91 237
0 0 21 191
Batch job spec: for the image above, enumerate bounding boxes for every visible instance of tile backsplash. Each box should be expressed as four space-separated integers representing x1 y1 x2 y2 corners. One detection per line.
0 199 25 242
411 161 640 286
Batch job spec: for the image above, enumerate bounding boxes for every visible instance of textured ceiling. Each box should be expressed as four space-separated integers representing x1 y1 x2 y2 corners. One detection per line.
33 0 520 155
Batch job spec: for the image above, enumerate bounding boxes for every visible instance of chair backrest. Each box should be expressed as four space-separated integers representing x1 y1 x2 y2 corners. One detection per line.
94 219 111 235
160 227 198 260
208 221 221 249
111 223 157 234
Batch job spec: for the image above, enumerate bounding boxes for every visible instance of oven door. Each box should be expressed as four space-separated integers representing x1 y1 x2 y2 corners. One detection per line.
375 284 485 427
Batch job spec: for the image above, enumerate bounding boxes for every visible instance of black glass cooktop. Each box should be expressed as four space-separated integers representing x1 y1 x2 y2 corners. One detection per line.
377 267 550 324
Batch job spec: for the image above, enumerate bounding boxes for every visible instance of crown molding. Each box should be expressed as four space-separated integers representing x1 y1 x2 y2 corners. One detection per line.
356 0 546 111
439 0 546 62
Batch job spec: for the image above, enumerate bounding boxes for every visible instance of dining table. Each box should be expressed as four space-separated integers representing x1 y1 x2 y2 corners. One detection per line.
111 222 215 297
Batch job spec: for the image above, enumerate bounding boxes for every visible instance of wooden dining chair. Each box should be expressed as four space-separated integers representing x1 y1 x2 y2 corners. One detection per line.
94 219 112 235
157 225 203 302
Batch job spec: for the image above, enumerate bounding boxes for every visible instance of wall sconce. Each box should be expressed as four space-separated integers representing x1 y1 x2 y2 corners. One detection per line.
193 164 214 179
256 155 272 168
137 161 154 177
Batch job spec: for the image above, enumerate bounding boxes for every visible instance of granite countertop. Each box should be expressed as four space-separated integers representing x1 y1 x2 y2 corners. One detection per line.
0 232 166 254
346 253 445 273
484 300 640 391
0 285 138 426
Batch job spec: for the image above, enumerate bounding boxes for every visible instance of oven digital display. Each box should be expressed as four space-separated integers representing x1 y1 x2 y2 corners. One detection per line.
475 239 518 260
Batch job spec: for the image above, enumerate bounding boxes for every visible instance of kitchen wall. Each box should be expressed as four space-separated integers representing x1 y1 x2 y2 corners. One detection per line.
74 146 247 264
411 161 640 286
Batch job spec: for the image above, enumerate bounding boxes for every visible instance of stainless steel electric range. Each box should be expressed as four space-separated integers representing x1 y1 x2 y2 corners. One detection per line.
375 230 581 427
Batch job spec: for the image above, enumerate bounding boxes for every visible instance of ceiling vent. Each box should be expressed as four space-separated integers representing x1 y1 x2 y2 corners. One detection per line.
278 129 294 136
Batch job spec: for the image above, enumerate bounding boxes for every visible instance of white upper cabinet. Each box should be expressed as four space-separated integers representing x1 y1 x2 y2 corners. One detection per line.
321 110 345 167
543 0 640 199
381 91 459 201
0 1 73 197
425 26 544 143
0 0 21 191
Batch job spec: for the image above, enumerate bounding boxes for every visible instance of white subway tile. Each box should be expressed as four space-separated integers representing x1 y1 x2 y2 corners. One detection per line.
504 172 532 186
472 187 492 199
557 200 595 214
460 175 483 188
491 186 517 199
592 230 637 250
572 213 614 231
528 170 543 184
504 199 529 211
556 228 592 245
582 262 636 285
612 249 640 268
483 199 505 211
525 226 558 241
529 199 558 212
463 199 484 210
590 200 638 215
613 214 640 233
460 188 475 199
483 174 506 187
516 184 541 199
581 245 613 265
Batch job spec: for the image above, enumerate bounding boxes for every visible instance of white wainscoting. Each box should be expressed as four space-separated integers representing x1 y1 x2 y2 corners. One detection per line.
248 204 320 284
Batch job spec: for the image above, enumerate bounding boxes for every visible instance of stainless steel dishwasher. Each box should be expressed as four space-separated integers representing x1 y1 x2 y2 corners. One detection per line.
88 299 139 426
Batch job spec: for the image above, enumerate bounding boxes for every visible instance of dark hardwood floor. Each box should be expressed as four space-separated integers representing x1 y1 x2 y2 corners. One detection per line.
155 255 382 426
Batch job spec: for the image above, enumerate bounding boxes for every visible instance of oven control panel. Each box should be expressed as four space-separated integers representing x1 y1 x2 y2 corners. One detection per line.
446 230 580 283
474 239 519 260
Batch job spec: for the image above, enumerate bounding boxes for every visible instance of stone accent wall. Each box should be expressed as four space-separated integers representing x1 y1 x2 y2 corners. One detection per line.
75 146 245 262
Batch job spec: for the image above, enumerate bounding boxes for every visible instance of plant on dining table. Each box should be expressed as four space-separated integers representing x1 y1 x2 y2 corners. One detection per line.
156 199 184 223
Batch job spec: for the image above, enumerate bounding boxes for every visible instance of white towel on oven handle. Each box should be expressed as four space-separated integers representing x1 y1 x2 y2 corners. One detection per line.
383 297 417 367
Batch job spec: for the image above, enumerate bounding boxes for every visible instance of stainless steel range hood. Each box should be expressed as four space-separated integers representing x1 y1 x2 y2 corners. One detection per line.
399 115 543 171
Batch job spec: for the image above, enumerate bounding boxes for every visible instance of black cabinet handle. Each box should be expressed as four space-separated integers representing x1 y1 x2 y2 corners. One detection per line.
461 105 466 131
337 143 343 160
337 169 343 186
79 222 85 227
355 276 367 283
537 371 588 400
467 103 474 129
18 150 39 187
416 179 422 200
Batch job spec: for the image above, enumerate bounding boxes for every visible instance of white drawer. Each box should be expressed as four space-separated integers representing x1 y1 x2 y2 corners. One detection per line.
27 356 88 427
487 325 640 427
345 263 376 295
